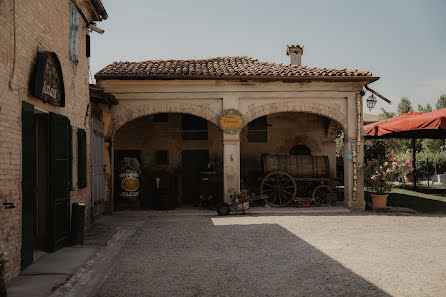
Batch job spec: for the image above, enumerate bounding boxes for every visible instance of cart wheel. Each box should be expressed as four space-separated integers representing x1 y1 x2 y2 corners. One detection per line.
261 171 296 207
217 203 231 216
312 185 333 206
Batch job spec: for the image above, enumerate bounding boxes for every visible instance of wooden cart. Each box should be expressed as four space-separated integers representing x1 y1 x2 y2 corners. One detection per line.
260 154 337 207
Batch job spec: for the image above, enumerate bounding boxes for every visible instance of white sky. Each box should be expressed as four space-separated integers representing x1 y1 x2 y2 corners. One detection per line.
90 0 446 114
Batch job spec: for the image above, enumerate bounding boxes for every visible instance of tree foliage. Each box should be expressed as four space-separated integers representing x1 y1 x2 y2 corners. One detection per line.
417 104 432 113
397 97 413 115
378 107 396 121
435 94 446 110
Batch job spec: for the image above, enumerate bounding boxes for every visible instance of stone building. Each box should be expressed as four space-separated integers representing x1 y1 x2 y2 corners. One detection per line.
95 45 379 212
0 0 107 281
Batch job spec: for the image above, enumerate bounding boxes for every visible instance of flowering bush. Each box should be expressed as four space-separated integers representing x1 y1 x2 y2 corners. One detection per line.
391 151 415 178
230 192 255 204
363 155 401 194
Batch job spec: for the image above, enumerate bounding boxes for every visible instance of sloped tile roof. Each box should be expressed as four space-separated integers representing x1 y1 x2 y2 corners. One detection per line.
95 56 376 81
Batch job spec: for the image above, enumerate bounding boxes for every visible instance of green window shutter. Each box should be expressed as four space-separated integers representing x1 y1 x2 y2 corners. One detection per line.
69 4 79 63
48 113 71 251
68 124 73 189
77 129 87 188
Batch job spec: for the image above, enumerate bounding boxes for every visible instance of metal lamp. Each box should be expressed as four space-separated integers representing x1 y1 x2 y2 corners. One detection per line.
366 94 377 110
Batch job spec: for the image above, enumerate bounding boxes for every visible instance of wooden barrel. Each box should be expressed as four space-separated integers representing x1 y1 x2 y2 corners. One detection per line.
262 154 330 178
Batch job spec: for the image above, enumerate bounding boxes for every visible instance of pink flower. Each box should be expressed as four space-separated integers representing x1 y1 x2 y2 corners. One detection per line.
380 166 383 170
410 167 414 172
371 176 375 180
384 162 388 166
386 168 391 173
382 177 387 181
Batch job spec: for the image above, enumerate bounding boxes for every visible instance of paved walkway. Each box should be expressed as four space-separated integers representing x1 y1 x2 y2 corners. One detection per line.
7 208 446 297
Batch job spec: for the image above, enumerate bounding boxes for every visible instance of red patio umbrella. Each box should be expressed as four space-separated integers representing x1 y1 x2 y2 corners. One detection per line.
363 108 446 190
364 109 446 139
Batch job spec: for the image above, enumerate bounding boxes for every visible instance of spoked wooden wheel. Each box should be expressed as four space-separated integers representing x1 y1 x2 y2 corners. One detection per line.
312 185 333 206
260 171 297 207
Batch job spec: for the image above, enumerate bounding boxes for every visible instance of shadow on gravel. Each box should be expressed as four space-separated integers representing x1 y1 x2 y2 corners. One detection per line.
95 216 391 297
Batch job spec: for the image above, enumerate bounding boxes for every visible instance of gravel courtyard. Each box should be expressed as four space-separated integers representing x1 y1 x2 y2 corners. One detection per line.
95 210 446 297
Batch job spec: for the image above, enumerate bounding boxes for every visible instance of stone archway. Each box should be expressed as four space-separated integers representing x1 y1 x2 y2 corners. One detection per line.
242 101 347 129
111 102 221 135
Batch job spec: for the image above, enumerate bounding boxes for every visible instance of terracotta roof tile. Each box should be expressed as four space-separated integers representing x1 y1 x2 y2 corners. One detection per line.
95 56 375 81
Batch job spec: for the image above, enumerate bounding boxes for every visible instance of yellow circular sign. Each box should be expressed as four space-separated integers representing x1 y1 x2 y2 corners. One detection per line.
220 109 244 133
121 177 140 192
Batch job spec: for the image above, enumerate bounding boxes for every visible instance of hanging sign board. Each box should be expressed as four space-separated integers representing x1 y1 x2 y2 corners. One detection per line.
31 51 65 107
220 109 244 134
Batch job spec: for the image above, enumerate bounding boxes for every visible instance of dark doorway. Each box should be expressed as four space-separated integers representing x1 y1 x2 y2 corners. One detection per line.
181 150 209 205
22 106 72 268
21 102 35 269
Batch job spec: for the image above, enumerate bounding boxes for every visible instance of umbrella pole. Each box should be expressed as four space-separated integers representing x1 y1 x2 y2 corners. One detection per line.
413 138 417 191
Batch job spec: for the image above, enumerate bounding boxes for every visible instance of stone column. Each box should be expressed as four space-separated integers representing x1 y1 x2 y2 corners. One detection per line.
343 93 365 210
223 132 240 203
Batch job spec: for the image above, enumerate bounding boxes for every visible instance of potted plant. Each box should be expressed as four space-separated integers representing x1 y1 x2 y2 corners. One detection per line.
363 157 400 208
295 196 312 208
0 248 7 297
230 191 255 211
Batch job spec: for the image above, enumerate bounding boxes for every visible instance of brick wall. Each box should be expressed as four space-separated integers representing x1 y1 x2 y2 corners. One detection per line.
0 0 96 281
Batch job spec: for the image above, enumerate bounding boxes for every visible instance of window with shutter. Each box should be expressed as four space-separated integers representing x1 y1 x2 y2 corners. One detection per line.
78 129 87 188
181 114 208 140
248 116 267 142
69 4 79 63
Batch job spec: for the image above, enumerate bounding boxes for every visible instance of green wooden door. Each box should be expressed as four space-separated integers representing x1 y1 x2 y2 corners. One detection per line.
48 113 71 251
21 102 35 269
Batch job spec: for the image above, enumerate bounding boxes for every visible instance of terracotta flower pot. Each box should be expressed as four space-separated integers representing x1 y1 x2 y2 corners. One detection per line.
371 194 388 209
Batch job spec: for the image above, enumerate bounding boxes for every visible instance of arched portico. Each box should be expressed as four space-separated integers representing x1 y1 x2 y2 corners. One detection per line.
111 102 221 135
242 101 347 130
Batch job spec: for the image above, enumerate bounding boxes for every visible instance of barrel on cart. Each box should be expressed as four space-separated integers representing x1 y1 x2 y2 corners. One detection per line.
260 154 337 207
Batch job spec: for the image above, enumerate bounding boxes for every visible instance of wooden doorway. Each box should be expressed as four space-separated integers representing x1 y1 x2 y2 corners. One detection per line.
181 150 209 205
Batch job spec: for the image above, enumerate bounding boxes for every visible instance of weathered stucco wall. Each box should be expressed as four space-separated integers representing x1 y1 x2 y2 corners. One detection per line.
0 0 94 281
98 78 365 211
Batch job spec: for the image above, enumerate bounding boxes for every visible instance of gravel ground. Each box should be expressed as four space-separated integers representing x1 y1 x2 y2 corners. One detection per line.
95 211 446 297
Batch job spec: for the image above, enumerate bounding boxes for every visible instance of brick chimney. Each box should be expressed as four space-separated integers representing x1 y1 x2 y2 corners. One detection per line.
286 44 304 66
